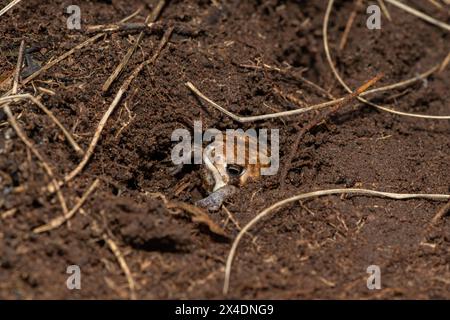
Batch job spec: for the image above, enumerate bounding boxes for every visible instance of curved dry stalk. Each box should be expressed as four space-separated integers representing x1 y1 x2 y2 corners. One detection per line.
186 64 444 123
103 233 137 300
384 0 450 32
324 0 450 120
223 188 450 295
0 94 83 155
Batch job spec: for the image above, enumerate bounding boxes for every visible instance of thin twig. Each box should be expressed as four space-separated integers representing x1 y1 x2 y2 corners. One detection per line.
0 0 22 17
431 201 450 224
384 0 450 31
12 41 25 93
223 188 450 294
87 22 158 33
324 0 450 120
439 51 450 72
85 21 198 38
103 233 137 300
1 208 17 219
378 0 392 21
102 0 166 92
223 206 242 230
33 179 100 233
427 0 443 9
6 34 103 96
272 86 308 108
47 27 174 194
339 0 363 51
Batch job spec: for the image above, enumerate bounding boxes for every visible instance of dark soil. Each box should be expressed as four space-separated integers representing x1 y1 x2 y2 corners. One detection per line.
0 0 449 299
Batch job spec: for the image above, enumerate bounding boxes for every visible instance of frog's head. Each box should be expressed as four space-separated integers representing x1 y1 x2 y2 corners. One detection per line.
201 134 264 192
197 133 269 211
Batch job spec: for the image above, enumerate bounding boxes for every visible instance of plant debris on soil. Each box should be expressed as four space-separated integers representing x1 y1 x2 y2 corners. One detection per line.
0 0 449 299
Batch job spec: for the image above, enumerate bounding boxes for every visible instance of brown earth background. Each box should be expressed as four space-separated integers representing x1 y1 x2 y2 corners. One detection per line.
0 0 449 299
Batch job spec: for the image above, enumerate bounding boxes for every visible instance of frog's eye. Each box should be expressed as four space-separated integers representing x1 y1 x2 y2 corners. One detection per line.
226 164 245 177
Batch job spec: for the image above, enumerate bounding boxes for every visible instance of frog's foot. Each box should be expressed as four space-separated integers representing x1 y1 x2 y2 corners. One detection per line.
196 185 237 212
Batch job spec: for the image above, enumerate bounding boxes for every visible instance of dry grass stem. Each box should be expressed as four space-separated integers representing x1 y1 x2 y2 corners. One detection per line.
339 0 363 51
427 0 443 9
103 233 137 300
186 64 443 123
4 41 69 219
1 208 17 219
377 0 392 21
431 201 450 224
384 0 450 31
439 51 450 72
0 0 22 17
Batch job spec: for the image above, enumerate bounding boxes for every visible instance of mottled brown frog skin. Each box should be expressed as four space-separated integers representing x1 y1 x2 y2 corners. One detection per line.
196 133 269 211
